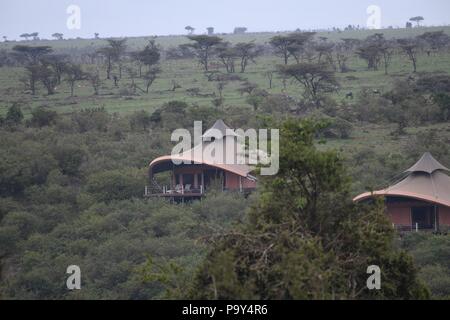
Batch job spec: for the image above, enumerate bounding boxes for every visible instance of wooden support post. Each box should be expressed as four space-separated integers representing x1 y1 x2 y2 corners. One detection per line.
172 170 175 190
201 172 205 193
194 173 198 189
180 174 184 194
415 222 419 232
434 205 439 232
145 186 148 196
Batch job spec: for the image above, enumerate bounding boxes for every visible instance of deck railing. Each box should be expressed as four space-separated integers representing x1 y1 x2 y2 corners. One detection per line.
393 223 450 233
145 185 204 197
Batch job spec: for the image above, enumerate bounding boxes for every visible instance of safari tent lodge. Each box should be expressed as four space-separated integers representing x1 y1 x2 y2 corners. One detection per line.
145 120 257 200
354 153 450 232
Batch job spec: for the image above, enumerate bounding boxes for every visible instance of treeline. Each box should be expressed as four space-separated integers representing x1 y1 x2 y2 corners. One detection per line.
0 30 449 99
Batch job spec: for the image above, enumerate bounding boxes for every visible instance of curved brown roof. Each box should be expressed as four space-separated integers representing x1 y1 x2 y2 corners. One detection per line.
149 120 255 179
354 153 450 207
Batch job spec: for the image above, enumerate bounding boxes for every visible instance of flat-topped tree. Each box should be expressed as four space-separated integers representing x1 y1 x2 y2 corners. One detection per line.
20 33 30 41
215 42 237 73
410 16 424 27
130 39 160 77
97 38 127 79
12 45 53 64
286 32 316 63
65 63 87 97
30 32 39 41
279 62 338 107
187 35 223 71
40 53 69 84
418 31 450 55
398 38 420 73
185 26 195 35
356 33 395 74
52 33 64 40
269 35 294 65
235 42 261 73
270 32 315 65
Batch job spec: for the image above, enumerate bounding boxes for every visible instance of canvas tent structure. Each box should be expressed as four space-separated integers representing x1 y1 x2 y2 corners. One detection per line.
354 153 450 232
146 120 257 200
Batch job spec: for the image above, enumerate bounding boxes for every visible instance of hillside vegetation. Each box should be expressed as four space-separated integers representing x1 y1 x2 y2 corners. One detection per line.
0 26 450 299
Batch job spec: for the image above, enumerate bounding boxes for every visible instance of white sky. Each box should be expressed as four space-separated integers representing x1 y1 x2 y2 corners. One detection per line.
1 0 450 40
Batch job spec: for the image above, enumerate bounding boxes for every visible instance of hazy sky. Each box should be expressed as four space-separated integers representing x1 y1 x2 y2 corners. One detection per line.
1 0 450 39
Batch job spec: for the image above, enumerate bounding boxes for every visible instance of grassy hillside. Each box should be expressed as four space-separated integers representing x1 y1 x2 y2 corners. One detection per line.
1 25 450 300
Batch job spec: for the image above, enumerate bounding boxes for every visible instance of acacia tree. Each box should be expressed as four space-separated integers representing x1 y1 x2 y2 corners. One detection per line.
130 40 160 78
187 35 223 71
356 34 384 71
142 67 161 93
358 34 396 75
313 41 335 65
184 119 430 300
20 33 30 41
334 42 350 73
140 40 161 71
37 64 58 95
13 45 53 95
29 32 39 40
41 54 69 84
279 62 338 106
185 26 195 35
269 35 294 65
12 45 52 64
398 38 419 73
65 63 86 97
418 31 450 56
379 40 396 75
108 38 127 79
21 64 40 95
287 32 316 63
270 32 315 65
265 70 274 89
215 42 237 73
97 38 127 79
410 16 424 27
87 69 102 95
52 33 64 40
235 42 260 73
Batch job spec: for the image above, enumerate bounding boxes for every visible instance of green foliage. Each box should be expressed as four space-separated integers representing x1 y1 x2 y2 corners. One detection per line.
187 118 429 300
5 104 24 125
401 233 450 299
2 26 450 299
85 168 146 203
30 106 58 127
53 145 86 176
279 63 338 106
